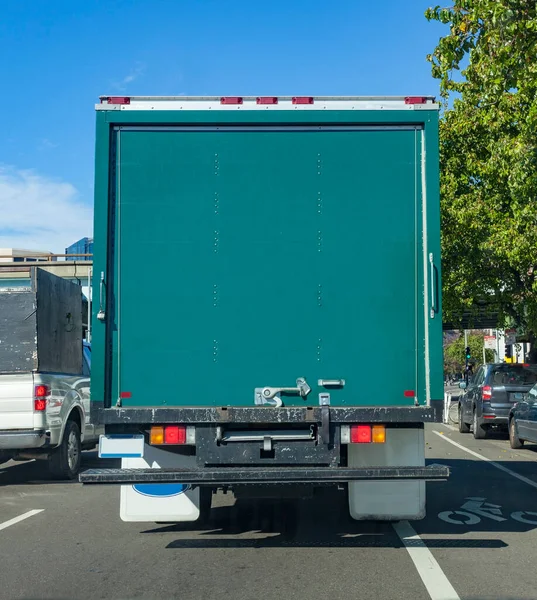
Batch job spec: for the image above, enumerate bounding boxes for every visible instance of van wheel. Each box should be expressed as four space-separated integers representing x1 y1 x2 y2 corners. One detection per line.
473 410 487 439
458 406 470 433
509 418 524 449
48 420 81 480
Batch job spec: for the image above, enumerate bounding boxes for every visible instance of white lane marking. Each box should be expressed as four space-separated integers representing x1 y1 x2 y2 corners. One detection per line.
393 520 460 600
0 509 44 532
433 430 537 491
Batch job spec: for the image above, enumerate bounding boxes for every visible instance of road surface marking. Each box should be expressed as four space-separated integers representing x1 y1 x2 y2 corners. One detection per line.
433 430 537 491
0 509 44 532
393 520 460 600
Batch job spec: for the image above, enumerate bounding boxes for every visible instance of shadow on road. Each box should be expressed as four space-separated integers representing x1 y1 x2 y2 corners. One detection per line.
0 451 119 486
141 485 509 549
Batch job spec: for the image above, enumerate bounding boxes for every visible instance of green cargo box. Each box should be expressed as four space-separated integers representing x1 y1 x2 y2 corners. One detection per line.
91 96 442 415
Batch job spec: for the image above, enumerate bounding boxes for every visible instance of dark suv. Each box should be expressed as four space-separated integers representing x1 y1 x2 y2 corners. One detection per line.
458 363 537 439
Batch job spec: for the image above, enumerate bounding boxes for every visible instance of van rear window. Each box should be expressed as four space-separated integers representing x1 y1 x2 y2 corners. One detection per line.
490 366 537 385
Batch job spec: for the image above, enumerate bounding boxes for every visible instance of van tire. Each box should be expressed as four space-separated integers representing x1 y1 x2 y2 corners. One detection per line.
48 420 81 480
509 418 524 449
458 406 470 433
473 410 487 440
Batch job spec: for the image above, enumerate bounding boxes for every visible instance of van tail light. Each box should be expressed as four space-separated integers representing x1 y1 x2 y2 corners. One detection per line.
482 386 492 401
34 384 50 411
150 425 187 445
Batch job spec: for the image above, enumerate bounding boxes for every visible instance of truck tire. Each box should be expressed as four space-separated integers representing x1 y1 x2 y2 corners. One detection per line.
509 418 524 449
48 420 81 480
458 405 470 433
473 410 487 440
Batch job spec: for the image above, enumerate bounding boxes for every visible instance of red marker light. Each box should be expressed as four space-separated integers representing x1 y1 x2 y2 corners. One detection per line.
482 386 492 401
120 391 132 399
404 96 427 105
256 97 278 105
292 97 314 105
404 390 415 398
106 97 131 105
350 424 372 443
220 97 243 105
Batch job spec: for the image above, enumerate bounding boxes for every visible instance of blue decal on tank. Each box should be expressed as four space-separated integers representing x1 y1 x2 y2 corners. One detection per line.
133 483 192 497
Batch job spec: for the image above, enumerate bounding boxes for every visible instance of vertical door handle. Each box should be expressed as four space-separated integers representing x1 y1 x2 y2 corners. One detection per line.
97 271 106 321
429 253 438 318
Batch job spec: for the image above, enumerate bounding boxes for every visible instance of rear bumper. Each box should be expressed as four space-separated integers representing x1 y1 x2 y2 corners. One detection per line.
98 405 442 425
0 429 47 450
79 464 449 485
481 415 508 425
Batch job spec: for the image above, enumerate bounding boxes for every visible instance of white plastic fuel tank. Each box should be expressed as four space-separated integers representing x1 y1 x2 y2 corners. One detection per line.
120 444 200 522
347 427 425 520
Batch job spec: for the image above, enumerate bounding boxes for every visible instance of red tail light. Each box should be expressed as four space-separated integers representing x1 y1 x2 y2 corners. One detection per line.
350 424 372 443
164 425 187 445
482 386 492 401
34 385 50 411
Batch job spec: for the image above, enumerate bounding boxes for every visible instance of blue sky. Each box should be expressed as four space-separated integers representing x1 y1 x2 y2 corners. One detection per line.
0 0 446 251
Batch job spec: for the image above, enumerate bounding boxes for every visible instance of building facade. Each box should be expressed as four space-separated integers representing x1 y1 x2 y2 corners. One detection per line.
65 237 93 260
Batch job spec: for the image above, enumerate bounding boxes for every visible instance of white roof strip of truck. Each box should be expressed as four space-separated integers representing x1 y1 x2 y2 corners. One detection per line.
96 96 439 111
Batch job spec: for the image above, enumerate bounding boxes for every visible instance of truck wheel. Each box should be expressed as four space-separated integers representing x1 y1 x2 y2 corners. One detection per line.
509 418 524 449
473 410 487 440
48 420 81 480
458 406 470 433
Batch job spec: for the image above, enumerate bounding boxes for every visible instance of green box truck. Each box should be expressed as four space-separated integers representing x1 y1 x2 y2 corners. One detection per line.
80 95 448 522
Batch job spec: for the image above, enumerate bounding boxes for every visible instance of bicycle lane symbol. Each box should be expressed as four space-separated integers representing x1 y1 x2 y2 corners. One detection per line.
438 497 537 526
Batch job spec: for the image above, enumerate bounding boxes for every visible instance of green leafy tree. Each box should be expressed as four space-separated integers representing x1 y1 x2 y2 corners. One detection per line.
444 331 495 374
425 2 537 334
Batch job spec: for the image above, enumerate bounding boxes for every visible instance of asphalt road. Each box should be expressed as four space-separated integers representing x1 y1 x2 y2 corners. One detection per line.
1 425 537 600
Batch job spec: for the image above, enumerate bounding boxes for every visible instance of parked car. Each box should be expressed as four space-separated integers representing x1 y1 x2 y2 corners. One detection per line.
508 381 537 448
458 363 537 439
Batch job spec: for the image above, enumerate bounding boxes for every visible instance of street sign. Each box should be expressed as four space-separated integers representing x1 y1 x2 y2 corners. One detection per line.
484 335 496 350
505 328 517 345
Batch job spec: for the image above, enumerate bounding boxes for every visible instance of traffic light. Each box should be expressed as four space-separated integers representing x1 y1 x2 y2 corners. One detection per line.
505 344 512 359
465 346 471 361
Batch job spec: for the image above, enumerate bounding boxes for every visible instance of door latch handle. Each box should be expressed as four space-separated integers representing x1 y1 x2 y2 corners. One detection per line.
318 379 345 388
260 378 311 400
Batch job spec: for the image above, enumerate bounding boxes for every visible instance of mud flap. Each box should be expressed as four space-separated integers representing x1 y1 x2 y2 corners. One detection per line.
348 427 425 521
120 444 200 522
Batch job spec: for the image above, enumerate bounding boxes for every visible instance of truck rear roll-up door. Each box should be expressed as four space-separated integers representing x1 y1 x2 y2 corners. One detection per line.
108 125 426 409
